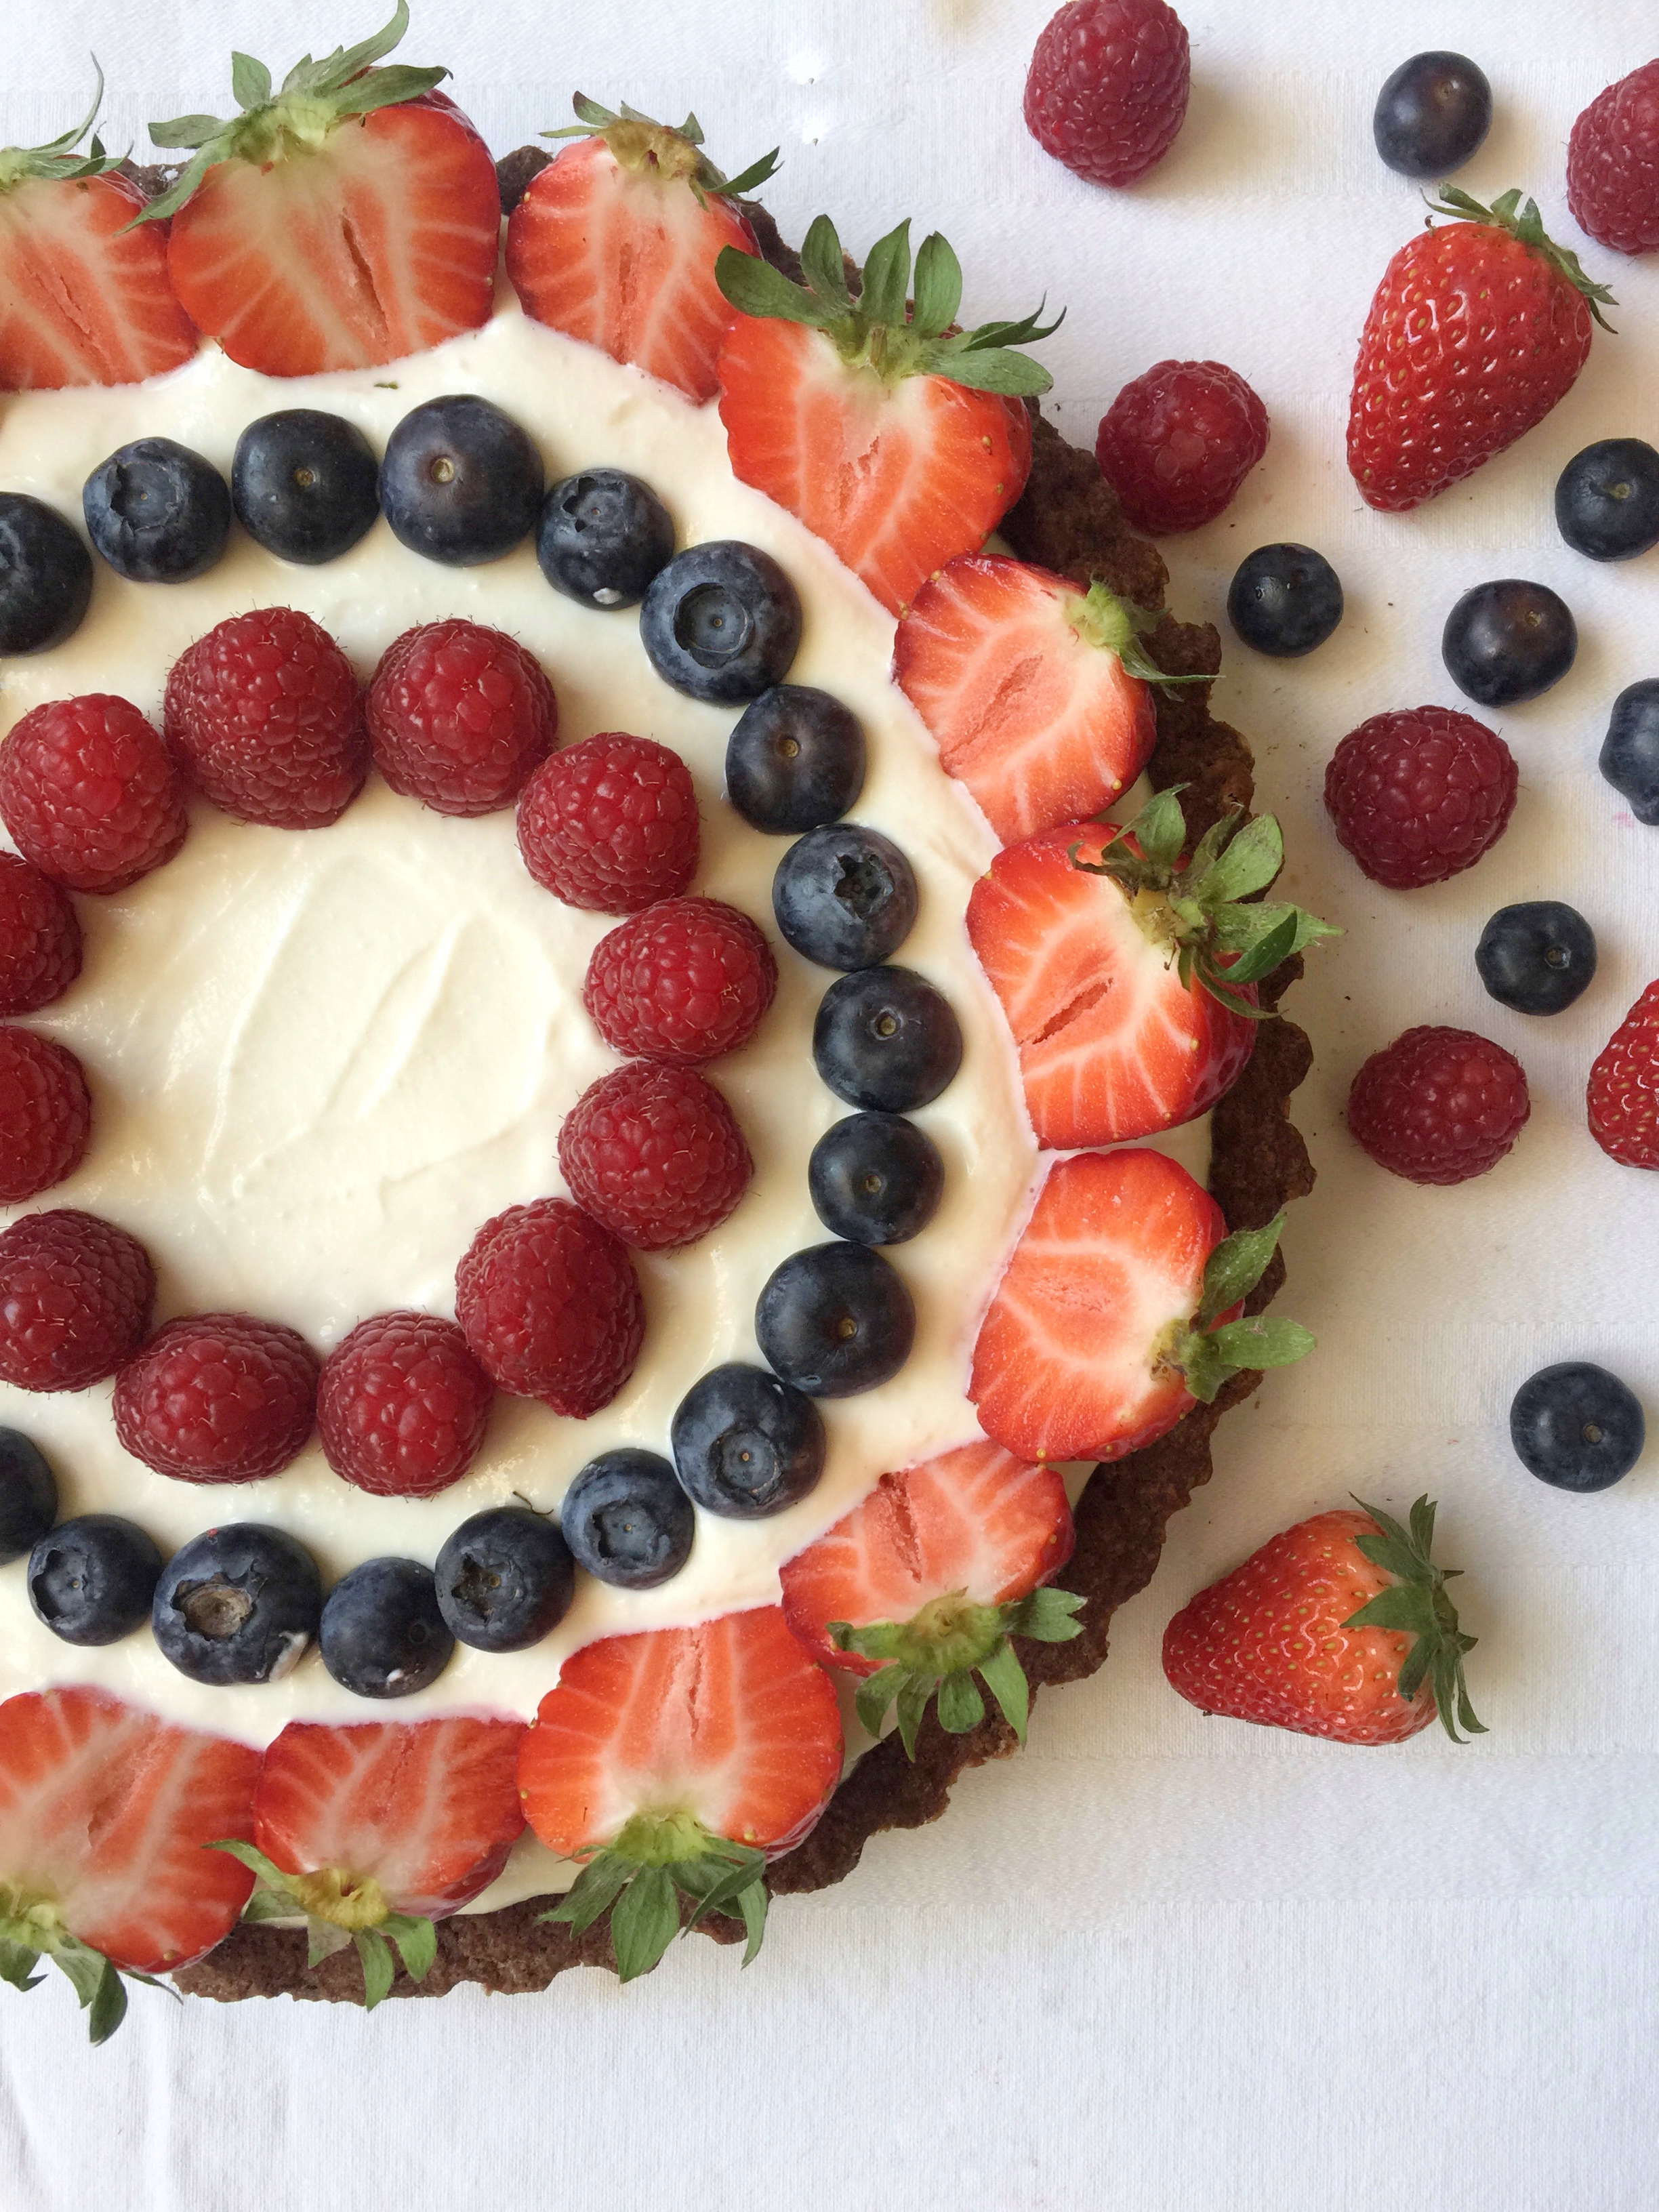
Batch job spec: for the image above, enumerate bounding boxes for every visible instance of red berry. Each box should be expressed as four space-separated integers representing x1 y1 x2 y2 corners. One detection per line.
558 1061 753 1250
1324 707 1517 890
1023 0 1191 189
455 1198 643 1417
517 733 699 914
0 694 186 894
164 607 367 830
1567 61 1659 255
114 1313 320 1483
1094 359 1269 535
316 1311 494 1498
367 619 558 817
0 1208 155 1393
584 897 777 1065
0 855 81 1015
1347 1026 1529 1185
0 1026 91 1202
1586 981 1659 1170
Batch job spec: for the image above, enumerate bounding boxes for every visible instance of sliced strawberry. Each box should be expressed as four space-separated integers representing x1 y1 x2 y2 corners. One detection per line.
893 557 1159 842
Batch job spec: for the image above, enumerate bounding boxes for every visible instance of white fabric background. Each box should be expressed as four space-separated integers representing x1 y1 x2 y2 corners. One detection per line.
4 0 1659 2205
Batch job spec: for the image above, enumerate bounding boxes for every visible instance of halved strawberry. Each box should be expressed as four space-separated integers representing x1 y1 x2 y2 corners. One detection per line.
520 1606 842 1980
506 98 777 403
893 558 1160 842
140 8 499 377
716 216 1055 615
969 1148 1313 1465
0 1686 260 2042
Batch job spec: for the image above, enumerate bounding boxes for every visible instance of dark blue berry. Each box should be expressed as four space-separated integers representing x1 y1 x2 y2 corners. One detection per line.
231 409 381 566
1601 679 1659 825
27 1515 161 1647
152 1523 322 1687
756 1242 915 1397
320 1557 453 1700
640 541 802 703
1555 439 1659 563
560 1449 695 1589
0 493 93 654
1372 52 1492 178
380 394 544 567
1443 579 1576 707
0 1429 56 1563
82 438 232 584
434 1505 575 1654
1475 902 1597 1015
814 966 963 1111
1227 544 1344 658
808 1113 943 1244
537 468 675 608
670 1362 825 1518
726 687 865 833
773 825 918 971
1509 1362 1645 1492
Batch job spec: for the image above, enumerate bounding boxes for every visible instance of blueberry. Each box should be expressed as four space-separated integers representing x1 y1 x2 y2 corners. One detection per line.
756 1243 915 1397
1227 544 1344 658
808 1113 944 1244
320 1556 453 1700
1443 579 1576 707
1601 679 1659 825
1555 439 1659 564
380 394 544 567
0 493 93 654
1372 52 1492 178
27 1515 161 1647
152 1522 322 1686
0 1429 56 1563
640 541 802 703
1509 1361 1645 1492
560 1449 695 1589
726 687 866 832
773 825 918 971
537 468 675 609
1475 902 1597 1015
813 966 963 1111
82 438 232 584
434 1505 575 1654
231 409 381 566
670 1362 826 1518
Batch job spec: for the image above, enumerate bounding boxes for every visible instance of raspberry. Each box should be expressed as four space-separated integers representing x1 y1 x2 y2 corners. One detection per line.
1347 1026 1529 1185
0 855 81 1015
1567 61 1659 255
1023 0 1191 188
1587 981 1659 1170
0 1027 91 1202
584 897 777 1065
113 1312 320 1483
1324 708 1517 890
316 1310 495 1497
367 619 558 817
164 607 367 830
455 1197 642 1416
1094 360 1269 535
517 733 699 914
0 694 186 894
0 1208 154 1393
558 1061 753 1250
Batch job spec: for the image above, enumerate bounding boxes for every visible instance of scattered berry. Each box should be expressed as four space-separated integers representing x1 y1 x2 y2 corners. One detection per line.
773 824 918 970
81 437 231 585
558 1060 752 1250
380 394 544 567
670 1362 826 1518
319 1557 454 1701
1324 706 1518 890
0 1027 91 1202
808 1112 944 1245
434 1506 575 1654
1227 541 1343 657
1372 52 1492 178
316 1312 493 1500
1094 360 1269 535
725 686 866 834
1023 0 1191 188
0 493 93 655
537 468 676 608
1588 981 1659 1168
1601 679 1659 824
640 540 802 704
455 1197 644 1416
516 731 697 912
0 693 186 894
1555 437 1659 562
1443 577 1578 707
584 896 777 1065
560 1448 695 1590
367 619 557 818
813 966 963 1113
0 1210 154 1393
1511 1361 1645 1492
28 1515 162 1647
152 1522 323 1687
1476 903 1597 1016
113 1313 320 1483
756 1242 916 1398
231 409 382 566
0 1430 55 1562
1347 1025 1529 1184
1567 60 1659 255
164 607 368 830
0 855 81 1015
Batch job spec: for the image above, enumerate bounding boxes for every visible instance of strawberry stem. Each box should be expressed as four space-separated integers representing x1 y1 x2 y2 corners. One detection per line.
539 1819 770 1980
834 1584 1084 1757
541 94 779 209
1067 580 1210 690
1343 1494 1486 1744
208 1839 436 2009
0 66 124 193
0 1883 175 2044
1158 1210 1316 1403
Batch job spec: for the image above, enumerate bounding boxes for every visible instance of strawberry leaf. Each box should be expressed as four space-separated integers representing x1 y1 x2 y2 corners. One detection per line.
977 1639 1030 1741
1192 812 1283 905
854 1662 905 1740
207 1837 291 1892
735 1879 768 1967
714 245 836 327
720 148 783 198
1206 1317 1317 1370
306 1917 353 1967
859 220 912 329
0 1938 42 1992
230 52 273 108
383 1912 436 1984
1344 1493 1486 1743
920 343 1053 398
936 1668 986 1733
895 1670 934 1760
1007 1586 1086 1643
354 1927 396 2011
911 232 964 340
611 1867 680 1983
1197 1212 1287 1327
543 1850 632 1937
800 213 852 308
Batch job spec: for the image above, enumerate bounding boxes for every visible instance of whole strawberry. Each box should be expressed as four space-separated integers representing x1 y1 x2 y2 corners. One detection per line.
1347 188 1614 513
1568 61 1659 255
1587 980 1659 1168
1163 1496 1483 1744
